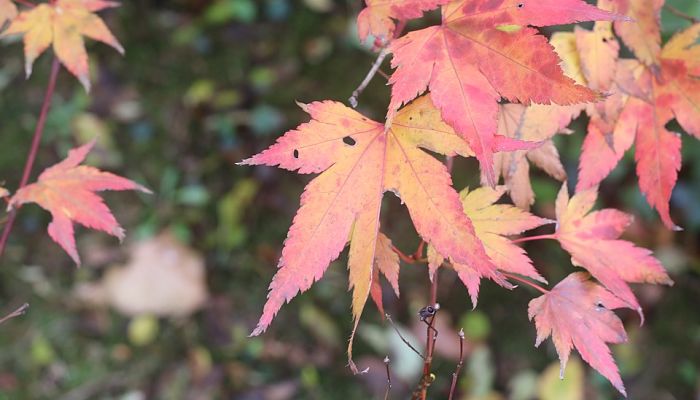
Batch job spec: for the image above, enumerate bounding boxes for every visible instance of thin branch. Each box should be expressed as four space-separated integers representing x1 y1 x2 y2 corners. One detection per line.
0 58 61 260
385 313 425 359
448 329 465 400
510 233 557 244
349 48 389 108
383 356 392 400
501 272 549 294
0 303 29 325
416 278 440 400
664 5 699 23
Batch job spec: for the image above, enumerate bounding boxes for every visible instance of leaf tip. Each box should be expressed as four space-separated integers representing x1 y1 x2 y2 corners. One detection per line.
78 74 91 93
249 325 264 337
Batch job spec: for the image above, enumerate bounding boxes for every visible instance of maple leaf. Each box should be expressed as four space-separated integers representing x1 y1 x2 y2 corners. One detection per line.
1 0 123 91
387 0 622 185
8 141 150 264
495 103 582 209
357 0 451 43
549 23 638 193
240 95 514 342
574 23 700 229
528 272 630 396
554 184 672 315
598 0 663 66
0 0 17 27
430 186 551 306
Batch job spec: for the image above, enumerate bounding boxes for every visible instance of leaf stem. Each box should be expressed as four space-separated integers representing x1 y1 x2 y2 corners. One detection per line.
348 19 407 108
664 5 699 23
0 58 61 259
348 48 389 108
501 272 549 294
510 233 557 244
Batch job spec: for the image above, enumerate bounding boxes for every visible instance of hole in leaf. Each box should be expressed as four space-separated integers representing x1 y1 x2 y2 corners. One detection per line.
343 136 357 146
293 149 299 158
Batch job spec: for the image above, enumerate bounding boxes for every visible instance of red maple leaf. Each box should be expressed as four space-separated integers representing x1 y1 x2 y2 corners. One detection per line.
387 0 622 185
529 272 630 396
8 141 150 264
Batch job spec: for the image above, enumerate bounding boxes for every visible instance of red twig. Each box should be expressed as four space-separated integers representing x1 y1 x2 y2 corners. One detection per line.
417 276 440 400
0 58 61 259
448 329 465 400
510 233 557 244
391 244 417 264
501 272 549 294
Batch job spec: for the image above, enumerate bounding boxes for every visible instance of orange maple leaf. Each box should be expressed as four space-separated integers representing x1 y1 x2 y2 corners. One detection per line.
1 0 123 91
554 184 672 315
387 0 622 185
599 0 664 66
529 272 630 396
8 141 150 264
429 185 551 305
240 95 539 370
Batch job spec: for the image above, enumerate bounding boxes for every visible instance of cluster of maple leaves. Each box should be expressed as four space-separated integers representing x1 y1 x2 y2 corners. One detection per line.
0 0 696 396
0 1 145 264
242 0 699 396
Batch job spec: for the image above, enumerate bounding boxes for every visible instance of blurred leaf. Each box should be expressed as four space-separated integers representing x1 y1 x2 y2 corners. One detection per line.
128 315 159 346
100 233 209 317
217 178 258 250
30 334 56 367
538 358 584 400
300 303 342 348
204 0 257 24
460 310 491 341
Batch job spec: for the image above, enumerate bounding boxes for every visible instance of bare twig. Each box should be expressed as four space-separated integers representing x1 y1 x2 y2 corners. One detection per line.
0 303 29 325
664 5 699 23
349 48 389 108
0 58 61 259
385 313 424 359
383 356 392 400
448 329 466 400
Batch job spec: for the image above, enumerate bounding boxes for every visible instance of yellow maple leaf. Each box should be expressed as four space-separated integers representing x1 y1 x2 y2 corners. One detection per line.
1 0 123 91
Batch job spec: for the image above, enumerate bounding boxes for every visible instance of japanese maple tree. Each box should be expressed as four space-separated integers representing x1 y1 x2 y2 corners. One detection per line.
241 0 698 398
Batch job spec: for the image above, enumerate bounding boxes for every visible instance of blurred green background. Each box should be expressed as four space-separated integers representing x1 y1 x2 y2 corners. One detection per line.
0 0 699 399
